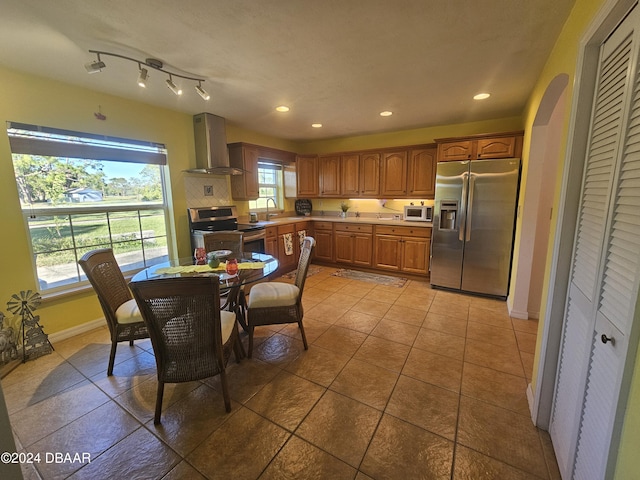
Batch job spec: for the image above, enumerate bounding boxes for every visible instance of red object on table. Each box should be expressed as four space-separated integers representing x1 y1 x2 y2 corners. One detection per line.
225 258 238 275
194 248 206 265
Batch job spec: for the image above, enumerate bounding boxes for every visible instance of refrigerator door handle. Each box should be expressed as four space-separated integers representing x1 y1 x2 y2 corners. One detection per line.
466 174 475 241
459 172 468 242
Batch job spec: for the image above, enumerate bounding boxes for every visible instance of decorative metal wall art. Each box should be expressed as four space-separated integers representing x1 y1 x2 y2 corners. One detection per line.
6 290 53 362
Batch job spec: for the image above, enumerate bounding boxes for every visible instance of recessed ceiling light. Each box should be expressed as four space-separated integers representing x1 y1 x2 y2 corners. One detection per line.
276 105 290 112
473 93 491 100
311 123 323 128
379 111 393 117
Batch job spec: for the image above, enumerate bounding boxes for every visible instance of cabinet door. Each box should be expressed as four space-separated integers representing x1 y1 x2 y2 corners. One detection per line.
314 229 334 262
265 236 278 258
401 237 430 274
295 221 311 262
353 233 373 266
334 230 354 264
230 145 260 200
374 234 402 271
319 155 341 196
360 153 381 197
476 136 516 159
437 141 474 162
381 151 408 197
297 155 319 197
341 154 360 196
408 147 436 198
277 224 297 272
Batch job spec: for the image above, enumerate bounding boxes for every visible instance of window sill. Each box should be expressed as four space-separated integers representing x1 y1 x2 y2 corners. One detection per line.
40 271 140 304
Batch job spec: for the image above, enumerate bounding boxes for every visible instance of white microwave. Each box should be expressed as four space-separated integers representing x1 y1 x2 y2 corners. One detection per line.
404 205 433 222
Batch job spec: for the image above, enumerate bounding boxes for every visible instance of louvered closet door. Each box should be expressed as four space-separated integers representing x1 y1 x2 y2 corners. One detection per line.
550 7 640 479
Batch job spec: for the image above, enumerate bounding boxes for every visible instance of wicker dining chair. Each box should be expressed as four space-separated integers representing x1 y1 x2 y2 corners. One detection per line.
246 236 316 357
130 276 243 423
202 231 244 257
78 248 149 376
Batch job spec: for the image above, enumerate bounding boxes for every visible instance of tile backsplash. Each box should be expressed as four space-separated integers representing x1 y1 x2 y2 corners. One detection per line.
183 175 231 207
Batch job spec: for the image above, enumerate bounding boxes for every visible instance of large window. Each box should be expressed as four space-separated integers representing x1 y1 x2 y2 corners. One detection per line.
7 122 170 292
248 162 284 210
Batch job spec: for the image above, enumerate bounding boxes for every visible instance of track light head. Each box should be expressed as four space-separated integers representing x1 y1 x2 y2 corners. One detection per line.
166 77 182 95
137 67 148 88
196 83 210 100
85 60 106 74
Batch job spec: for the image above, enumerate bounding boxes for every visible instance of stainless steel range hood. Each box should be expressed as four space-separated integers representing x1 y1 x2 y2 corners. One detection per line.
186 113 243 175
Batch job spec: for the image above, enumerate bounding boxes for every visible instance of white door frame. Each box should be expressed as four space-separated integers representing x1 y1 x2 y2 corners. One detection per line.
531 0 638 430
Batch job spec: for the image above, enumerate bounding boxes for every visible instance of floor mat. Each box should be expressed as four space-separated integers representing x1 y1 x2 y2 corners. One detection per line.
281 264 324 279
331 269 407 288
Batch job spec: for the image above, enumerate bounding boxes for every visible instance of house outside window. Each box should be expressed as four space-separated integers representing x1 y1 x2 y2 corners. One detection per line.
7 122 171 293
248 162 283 210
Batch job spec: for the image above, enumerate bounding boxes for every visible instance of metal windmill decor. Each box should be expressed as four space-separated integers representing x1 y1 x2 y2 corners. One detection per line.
0 311 19 366
6 290 53 362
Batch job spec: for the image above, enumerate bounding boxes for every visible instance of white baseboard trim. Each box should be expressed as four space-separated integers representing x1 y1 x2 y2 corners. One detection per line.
48 318 105 344
527 382 536 423
510 308 530 320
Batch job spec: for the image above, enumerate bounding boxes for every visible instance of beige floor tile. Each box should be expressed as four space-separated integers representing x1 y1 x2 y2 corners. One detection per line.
277 318 329 344
466 321 518 348
260 435 357 479
89 350 157 398
162 461 207 480
204 357 281 405
469 296 509 313
187 406 290 480
429 300 469 320
251 333 306 367
383 304 427 326
370 319 419 346
465 337 525 377
434 290 472 305
334 310 381 334
302 287 334 303
413 326 466 359
386 375 459 440
521 351 535 382
147 383 240 456
403 348 463 393
468 305 512 328
351 298 392 318
330 358 399 410
423 312 468 338
304 302 350 323
395 292 432 311
516 330 538 354
457 396 548 478
512 318 540 335
65 342 145 378
453 444 542 480
284 345 351 387
363 289 401 304
245 370 325 431
353 335 411 372
461 362 530 415
11 380 110 447
52 326 111 358
29 401 139 479
296 390 382 468
360 414 453 479
313 325 368 356
68 427 180 479
313 276 353 292
325 291 362 308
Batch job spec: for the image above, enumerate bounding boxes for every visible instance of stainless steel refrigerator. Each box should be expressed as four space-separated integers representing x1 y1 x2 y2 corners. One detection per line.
430 158 520 298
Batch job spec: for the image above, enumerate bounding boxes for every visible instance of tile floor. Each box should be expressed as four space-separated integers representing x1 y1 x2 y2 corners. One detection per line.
3 265 561 479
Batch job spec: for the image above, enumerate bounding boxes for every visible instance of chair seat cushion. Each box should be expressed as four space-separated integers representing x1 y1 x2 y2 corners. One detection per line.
220 310 236 344
115 299 144 325
247 282 300 309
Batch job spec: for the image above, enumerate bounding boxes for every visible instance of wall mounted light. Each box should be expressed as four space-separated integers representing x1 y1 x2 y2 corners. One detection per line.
85 50 208 100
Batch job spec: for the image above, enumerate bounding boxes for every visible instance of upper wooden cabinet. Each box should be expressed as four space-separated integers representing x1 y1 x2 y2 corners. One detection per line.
229 143 260 200
296 155 319 197
436 131 524 162
381 151 408 197
341 153 380 197
319 155 341 197
408 147 436 197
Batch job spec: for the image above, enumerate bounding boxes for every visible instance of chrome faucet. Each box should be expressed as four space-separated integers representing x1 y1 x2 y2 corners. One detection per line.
265 197 278 220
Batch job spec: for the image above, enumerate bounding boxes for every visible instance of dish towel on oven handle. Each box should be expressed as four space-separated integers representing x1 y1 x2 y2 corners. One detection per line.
297 230 306 251
283 233 294 256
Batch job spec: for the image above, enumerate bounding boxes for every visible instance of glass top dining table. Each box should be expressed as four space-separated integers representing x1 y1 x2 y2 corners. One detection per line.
130 252 279 332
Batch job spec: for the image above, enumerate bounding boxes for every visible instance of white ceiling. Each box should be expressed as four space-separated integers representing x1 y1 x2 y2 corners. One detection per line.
0 0 576 141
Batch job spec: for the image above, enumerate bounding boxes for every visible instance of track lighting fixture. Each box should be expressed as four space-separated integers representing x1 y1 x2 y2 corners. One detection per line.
166 75 182 95
195 82 210 100
85 50 208 100
137 67 148 88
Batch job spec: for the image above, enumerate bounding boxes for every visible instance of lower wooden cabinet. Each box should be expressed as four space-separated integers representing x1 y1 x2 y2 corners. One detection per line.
277 223 297 273
295 221 312 263
313 221 334 262
374 225 431 275
334 223 373 267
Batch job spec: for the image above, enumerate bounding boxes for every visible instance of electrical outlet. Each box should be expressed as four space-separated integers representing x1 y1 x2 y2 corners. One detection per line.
204 185 213 196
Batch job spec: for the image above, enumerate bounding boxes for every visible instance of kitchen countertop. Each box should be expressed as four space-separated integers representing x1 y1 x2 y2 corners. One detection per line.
246 216 433 228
